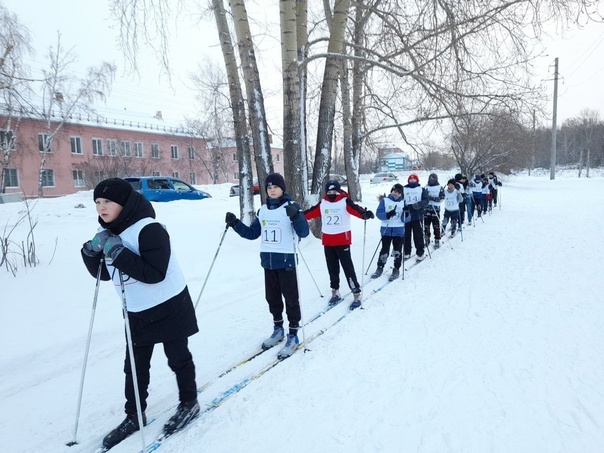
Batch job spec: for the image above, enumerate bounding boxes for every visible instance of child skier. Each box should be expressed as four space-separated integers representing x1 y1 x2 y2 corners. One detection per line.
441 179 463 237
481 175 490 213
80 178 200 450
470 174 484 218
304 179 374 310
454 173 468 226
423 173 444 249
372 183 409 281
488 171 502 208
403 173 429 261
225 173 309 359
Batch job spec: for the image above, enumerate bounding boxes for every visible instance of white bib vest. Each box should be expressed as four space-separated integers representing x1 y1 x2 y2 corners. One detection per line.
320 198 351 235
404 185 423 204
425 184 442 207
258 204 296 254
381 198 406 228
443 189 460 211
105 218 186 312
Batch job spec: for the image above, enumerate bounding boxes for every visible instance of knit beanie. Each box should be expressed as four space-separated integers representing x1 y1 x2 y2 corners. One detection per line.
454 173 463 182
391 183 404 193
93 178 133 206
325 179 341 192
265 173 286 192
408 173 419 183
447 179 456 186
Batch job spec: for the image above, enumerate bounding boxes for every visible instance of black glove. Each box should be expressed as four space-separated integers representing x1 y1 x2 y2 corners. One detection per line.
386 208 397 219
412 202 422 210
103 235 124 261
285 203 300 219
225 212 239 227
497 181 502 187
362 209 374 220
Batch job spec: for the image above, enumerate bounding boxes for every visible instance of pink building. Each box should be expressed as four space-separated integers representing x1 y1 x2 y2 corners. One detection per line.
1 113 283 198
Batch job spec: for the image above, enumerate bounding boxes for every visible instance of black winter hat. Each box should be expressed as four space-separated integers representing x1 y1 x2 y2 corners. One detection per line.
391 183 404 194
447 179 456 186
265 173 286 192
455 173 463 181
325 179 341 192
93 178 133 206
429 173 438 182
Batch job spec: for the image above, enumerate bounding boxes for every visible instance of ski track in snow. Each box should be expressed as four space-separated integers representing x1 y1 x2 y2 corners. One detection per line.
1 172 603 453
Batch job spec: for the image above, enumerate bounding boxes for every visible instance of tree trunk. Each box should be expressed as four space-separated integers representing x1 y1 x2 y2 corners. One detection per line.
229 0 273 202
212 0 254 221
311 0 350 195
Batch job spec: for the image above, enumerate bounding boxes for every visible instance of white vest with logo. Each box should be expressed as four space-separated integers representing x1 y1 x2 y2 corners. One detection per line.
258 204 296 254
105 218 186 313
404 185 423 205
443 189 460 212
320 198 351 235
381 198 406 228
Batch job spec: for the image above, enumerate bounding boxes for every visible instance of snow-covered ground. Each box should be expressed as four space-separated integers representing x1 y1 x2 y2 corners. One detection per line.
1 170 603 453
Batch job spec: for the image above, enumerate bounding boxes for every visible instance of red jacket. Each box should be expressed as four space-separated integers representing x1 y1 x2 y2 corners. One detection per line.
304 191 365 246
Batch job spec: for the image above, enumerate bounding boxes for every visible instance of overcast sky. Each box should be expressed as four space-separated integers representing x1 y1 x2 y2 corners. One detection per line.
4 0 604 137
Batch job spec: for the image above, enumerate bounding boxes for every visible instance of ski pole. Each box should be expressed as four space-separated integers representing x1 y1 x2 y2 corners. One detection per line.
459 211 464 242
66 260 103 447
365 238 381 275
194 224 229 309
297 245 323 298
119 271 146 453
360 216 368 291
289 223 308 351
421 215 432 259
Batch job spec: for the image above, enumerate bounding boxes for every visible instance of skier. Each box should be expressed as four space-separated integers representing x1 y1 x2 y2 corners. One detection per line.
372 183 409 281
304 179 374 310
403 173 429 261
80 178 200 450
488 171 502 208
423 173 444 249
470 174 484 218
225 173 309 359
481 175 490 213
441 179 463 237
454 173 468 227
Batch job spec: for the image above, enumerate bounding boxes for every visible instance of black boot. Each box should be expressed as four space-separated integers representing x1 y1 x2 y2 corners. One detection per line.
102 412 146 450
371 266 383 279
163 399 200 437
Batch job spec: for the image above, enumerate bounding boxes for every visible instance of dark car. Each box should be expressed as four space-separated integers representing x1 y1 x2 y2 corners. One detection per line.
125 176 211 202
229 179 260 197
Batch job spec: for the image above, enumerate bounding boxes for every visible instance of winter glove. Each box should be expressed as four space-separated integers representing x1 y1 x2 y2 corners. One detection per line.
225 212 239 228
362 209 375 220
285 203 300 219
89 230 112 253
497 181 502 187
412 202 422 210
386 208 397 219
103 235 125 260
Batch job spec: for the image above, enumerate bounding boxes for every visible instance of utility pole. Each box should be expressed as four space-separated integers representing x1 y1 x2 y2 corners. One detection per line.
550 57 559 180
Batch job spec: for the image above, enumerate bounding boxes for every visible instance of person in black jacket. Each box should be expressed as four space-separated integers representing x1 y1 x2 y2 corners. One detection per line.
403 173 429 260
81 178 200 450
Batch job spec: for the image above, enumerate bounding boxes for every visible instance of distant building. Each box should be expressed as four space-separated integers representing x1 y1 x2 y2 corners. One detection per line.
0 110 282 197
378 147 409 171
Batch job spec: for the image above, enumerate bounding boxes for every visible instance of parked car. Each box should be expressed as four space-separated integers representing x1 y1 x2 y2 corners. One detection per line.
229 179 260 197
370 172 398 184
125 176 211 202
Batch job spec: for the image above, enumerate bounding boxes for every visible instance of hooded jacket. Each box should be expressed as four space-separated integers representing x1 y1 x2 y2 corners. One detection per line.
375 193 409 237
233 193 309 270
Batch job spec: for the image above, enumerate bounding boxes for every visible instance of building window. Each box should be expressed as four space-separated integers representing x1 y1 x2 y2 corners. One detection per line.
134 142 143 158
190 172 197 184
121 141 131 157
188 147 195 160
2 168 19 187
172 171 180 178
38 133 51 152
152 171 160 176
41 169 55 187
73 170 85 187
0 130 15 151
171 145 179 159
94 170 105 181
92 138 103 156
107 139 118 157
151 144 160 159
70 136 83 154
232 153 237 161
